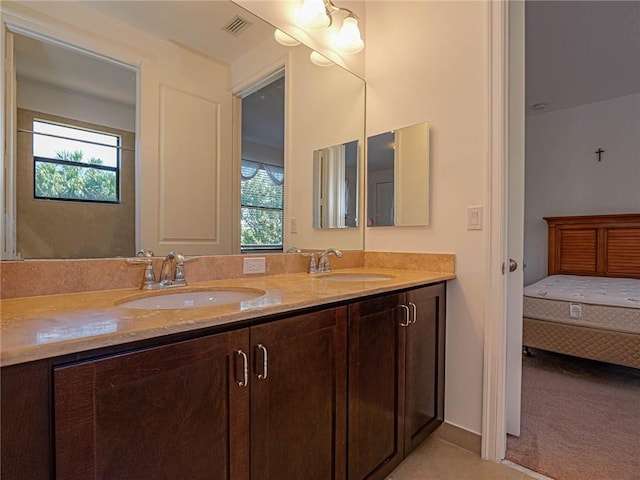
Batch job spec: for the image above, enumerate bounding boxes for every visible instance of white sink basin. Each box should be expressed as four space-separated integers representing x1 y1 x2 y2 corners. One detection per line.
316 273 395 282
117 288 265 310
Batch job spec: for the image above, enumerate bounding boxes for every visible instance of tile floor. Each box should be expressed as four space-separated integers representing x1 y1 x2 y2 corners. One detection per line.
387 436 546 480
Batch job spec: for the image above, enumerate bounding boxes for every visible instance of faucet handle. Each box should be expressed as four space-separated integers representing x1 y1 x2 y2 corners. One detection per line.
178 255 198 266
174 255 198 285
302 253 318 274
126 257 152 266
125 257 156 289
136 249 154 258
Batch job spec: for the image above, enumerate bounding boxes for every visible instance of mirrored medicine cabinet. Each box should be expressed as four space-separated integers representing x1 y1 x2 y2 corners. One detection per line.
366 121 430 227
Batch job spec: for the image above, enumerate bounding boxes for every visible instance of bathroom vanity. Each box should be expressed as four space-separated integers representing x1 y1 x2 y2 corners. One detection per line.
1 270 449 480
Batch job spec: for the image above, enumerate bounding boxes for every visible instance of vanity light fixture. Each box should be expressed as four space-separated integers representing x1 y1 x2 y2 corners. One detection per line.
296 0 364 54
296 0 330 29
310 50 334 67
274 29 301 46
334 16 364 54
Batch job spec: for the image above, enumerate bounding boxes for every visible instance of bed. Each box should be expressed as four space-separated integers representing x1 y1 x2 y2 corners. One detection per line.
522 213 640 369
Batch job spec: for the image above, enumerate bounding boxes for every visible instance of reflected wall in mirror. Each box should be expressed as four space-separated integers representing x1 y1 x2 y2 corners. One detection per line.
2 0 365 259
313 140 359 228
366 121 430 227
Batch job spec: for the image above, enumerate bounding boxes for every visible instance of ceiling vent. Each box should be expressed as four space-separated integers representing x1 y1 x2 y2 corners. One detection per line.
223 15 252 36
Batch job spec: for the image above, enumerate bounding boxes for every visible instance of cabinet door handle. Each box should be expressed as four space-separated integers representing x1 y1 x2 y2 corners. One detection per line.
400 305 411 327
256 343 268 380
408 302 417 324
235 350 249 388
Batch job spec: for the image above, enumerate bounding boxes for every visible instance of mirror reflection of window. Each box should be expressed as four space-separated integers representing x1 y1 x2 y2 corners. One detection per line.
18 111 135 259
240 74 285 252
33 120 121 203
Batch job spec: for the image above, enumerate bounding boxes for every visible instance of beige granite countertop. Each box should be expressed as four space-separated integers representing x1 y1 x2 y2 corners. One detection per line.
0 267 455 367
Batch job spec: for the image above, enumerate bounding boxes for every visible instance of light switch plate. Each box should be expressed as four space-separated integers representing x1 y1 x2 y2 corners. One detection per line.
467 206 483 230
290 217 298 234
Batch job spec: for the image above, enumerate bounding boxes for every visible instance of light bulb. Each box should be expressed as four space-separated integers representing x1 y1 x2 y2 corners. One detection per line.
309 51 333 67
274 29 301 47
334 17 364 54
296 0 330 29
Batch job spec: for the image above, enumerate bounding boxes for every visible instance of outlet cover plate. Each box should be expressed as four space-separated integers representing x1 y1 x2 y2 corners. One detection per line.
243 257 266 274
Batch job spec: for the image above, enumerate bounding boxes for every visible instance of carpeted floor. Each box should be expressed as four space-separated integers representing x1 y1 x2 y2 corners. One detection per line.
505 348 640 480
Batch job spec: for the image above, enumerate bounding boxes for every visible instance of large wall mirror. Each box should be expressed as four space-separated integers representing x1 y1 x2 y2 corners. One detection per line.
1 0 365 259
366 121 430 227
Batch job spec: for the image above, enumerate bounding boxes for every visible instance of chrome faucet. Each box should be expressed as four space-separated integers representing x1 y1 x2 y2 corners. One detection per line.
159 251 196 287
159 251 181 287
317 248 343 273
126 250 197 289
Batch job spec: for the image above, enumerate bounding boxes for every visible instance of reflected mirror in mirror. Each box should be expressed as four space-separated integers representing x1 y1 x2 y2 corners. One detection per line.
366 121 430 227
313 140 359 229
3 0 365 259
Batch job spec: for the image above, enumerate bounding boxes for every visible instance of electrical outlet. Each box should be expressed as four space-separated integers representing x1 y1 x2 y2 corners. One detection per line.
243 257 266 274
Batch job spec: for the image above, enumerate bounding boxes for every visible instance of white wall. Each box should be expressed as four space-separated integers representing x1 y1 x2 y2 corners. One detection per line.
365 1 488 434
524 93 640 285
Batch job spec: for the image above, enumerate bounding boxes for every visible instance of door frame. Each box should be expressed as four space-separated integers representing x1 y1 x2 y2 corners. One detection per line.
482 0 525 462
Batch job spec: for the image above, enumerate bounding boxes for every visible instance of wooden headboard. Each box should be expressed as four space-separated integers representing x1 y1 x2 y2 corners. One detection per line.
545 214 640 279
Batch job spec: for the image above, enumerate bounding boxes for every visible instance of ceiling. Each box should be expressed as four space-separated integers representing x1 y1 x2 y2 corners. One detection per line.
79 0 274 66
526 0 640 115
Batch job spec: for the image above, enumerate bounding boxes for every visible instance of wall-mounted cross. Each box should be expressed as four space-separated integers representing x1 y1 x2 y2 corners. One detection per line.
595 148 604 162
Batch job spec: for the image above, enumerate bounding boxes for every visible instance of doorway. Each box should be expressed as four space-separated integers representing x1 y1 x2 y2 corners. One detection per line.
503 0 640 476
3 29 137 260
239 72 285 253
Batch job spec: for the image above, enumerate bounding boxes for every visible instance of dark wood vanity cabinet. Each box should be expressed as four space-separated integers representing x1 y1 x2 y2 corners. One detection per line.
2 306 347 480
250 307 347 480
347 292 406 480
347 283 446 480
1 282 445 480
403 284 446 453
54 329 250 480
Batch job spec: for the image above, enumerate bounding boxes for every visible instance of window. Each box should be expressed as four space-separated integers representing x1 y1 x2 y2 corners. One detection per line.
33 120 120 203
241 160 284 252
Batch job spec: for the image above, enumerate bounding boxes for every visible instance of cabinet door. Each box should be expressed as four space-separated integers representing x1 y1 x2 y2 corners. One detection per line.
404 283 446 454
54 329 249 480
347 293 405 480
250 307 347 480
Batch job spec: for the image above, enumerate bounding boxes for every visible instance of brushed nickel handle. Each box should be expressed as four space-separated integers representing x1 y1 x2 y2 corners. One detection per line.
236 350 248 388
408 302 417 324
257 344 268 380
509 259 518 272
400 305 411 327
